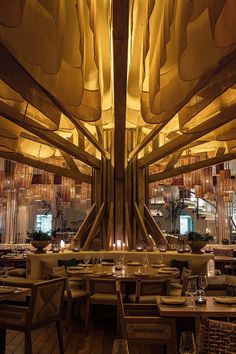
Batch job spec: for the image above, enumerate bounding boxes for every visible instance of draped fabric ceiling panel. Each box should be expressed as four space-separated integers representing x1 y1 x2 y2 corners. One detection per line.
0 0 236 173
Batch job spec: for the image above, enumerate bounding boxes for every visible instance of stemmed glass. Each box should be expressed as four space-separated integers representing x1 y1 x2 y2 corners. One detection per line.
84 255 91 269
0 267 9 287
95 254 103 274
143 255 149 274
186 282 198 308
198 274 208 294
179 332 196 354
112 339 129 354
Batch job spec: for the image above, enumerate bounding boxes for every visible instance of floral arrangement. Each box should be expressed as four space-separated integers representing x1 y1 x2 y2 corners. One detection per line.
187 231 213 242
28 230 50 241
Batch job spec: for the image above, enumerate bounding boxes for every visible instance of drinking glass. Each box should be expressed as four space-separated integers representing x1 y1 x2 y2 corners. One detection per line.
84 255 91 267
112 339 129 354
199 274 208 292
186 282 198 308
95 254 102 274
0 267 9 287
179 332 196 354
143 255 149 273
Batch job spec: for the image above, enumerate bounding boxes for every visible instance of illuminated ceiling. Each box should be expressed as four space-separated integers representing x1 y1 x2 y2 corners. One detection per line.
0 0 236 178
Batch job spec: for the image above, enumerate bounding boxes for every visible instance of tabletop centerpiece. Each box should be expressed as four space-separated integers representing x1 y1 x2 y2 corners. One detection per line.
28 230 51 254
187 231 213 254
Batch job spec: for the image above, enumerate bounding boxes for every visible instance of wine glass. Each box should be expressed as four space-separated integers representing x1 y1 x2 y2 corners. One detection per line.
186 282 198 308
199 274 208 291
0 267 9 287
83 255 91 269
198 274 208 301
112 339 129 354
143 255 149 273
95 254 103 274
179 332 196 354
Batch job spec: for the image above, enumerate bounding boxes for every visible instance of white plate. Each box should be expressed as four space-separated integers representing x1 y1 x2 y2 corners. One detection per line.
157 269 174 274
102 262 114 266
67 266 84 270
78 263 93 267
127 262 142 266
0 287 17 294
214 297 236 304
151 264 166 268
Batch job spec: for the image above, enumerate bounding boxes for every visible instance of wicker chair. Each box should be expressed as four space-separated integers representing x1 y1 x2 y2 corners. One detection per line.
198 319 236 354
0 278 66 354
117 288 177 354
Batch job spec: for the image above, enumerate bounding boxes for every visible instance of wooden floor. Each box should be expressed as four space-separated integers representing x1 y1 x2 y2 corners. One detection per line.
5 319 164 354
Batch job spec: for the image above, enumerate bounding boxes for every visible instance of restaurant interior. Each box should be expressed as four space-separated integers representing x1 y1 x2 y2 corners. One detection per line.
1 1 236 353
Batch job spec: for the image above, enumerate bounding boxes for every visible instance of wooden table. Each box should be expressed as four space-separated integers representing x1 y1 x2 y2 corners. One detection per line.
0 287 31 352
156 296 236 344
156 296 236 318
0 287 31 303
66 264 180 281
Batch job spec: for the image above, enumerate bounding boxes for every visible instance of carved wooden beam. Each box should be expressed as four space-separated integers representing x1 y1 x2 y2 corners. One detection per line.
74 204 96 242
129 123 166 160
0 151 91 183
60 150 81 174
139 105 236 168
113 0 129 179
83 202 106 250
133 202 153 250
144 204 168 247
164 150 183 171
107 202 114 249
149 152 236 183
0 100 101 169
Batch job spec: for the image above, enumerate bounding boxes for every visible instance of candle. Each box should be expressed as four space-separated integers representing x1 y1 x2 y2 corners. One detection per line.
122 242 126 250
60 240 65 252
113 243 116 250
116 240 122 250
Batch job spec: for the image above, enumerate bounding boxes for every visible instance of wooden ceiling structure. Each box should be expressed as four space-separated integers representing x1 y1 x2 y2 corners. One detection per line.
1 1 236 249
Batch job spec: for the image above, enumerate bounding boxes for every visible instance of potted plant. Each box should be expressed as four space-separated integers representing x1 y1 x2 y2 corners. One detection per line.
29 230 51 254
187 231 213 254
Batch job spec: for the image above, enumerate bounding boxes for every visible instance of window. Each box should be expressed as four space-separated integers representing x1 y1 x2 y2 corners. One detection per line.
36 214 52 234
179 215 193 235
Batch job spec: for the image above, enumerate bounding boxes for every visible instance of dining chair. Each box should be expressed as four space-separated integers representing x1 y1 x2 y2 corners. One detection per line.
198 319 236 354
225 283 236 296
116 288 177 354
127 279 170 304
0 278 66 354
85 278 123 331
50 266 87 328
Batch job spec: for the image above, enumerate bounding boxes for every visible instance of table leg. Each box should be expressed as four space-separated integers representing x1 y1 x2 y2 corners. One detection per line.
0 328 6 354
